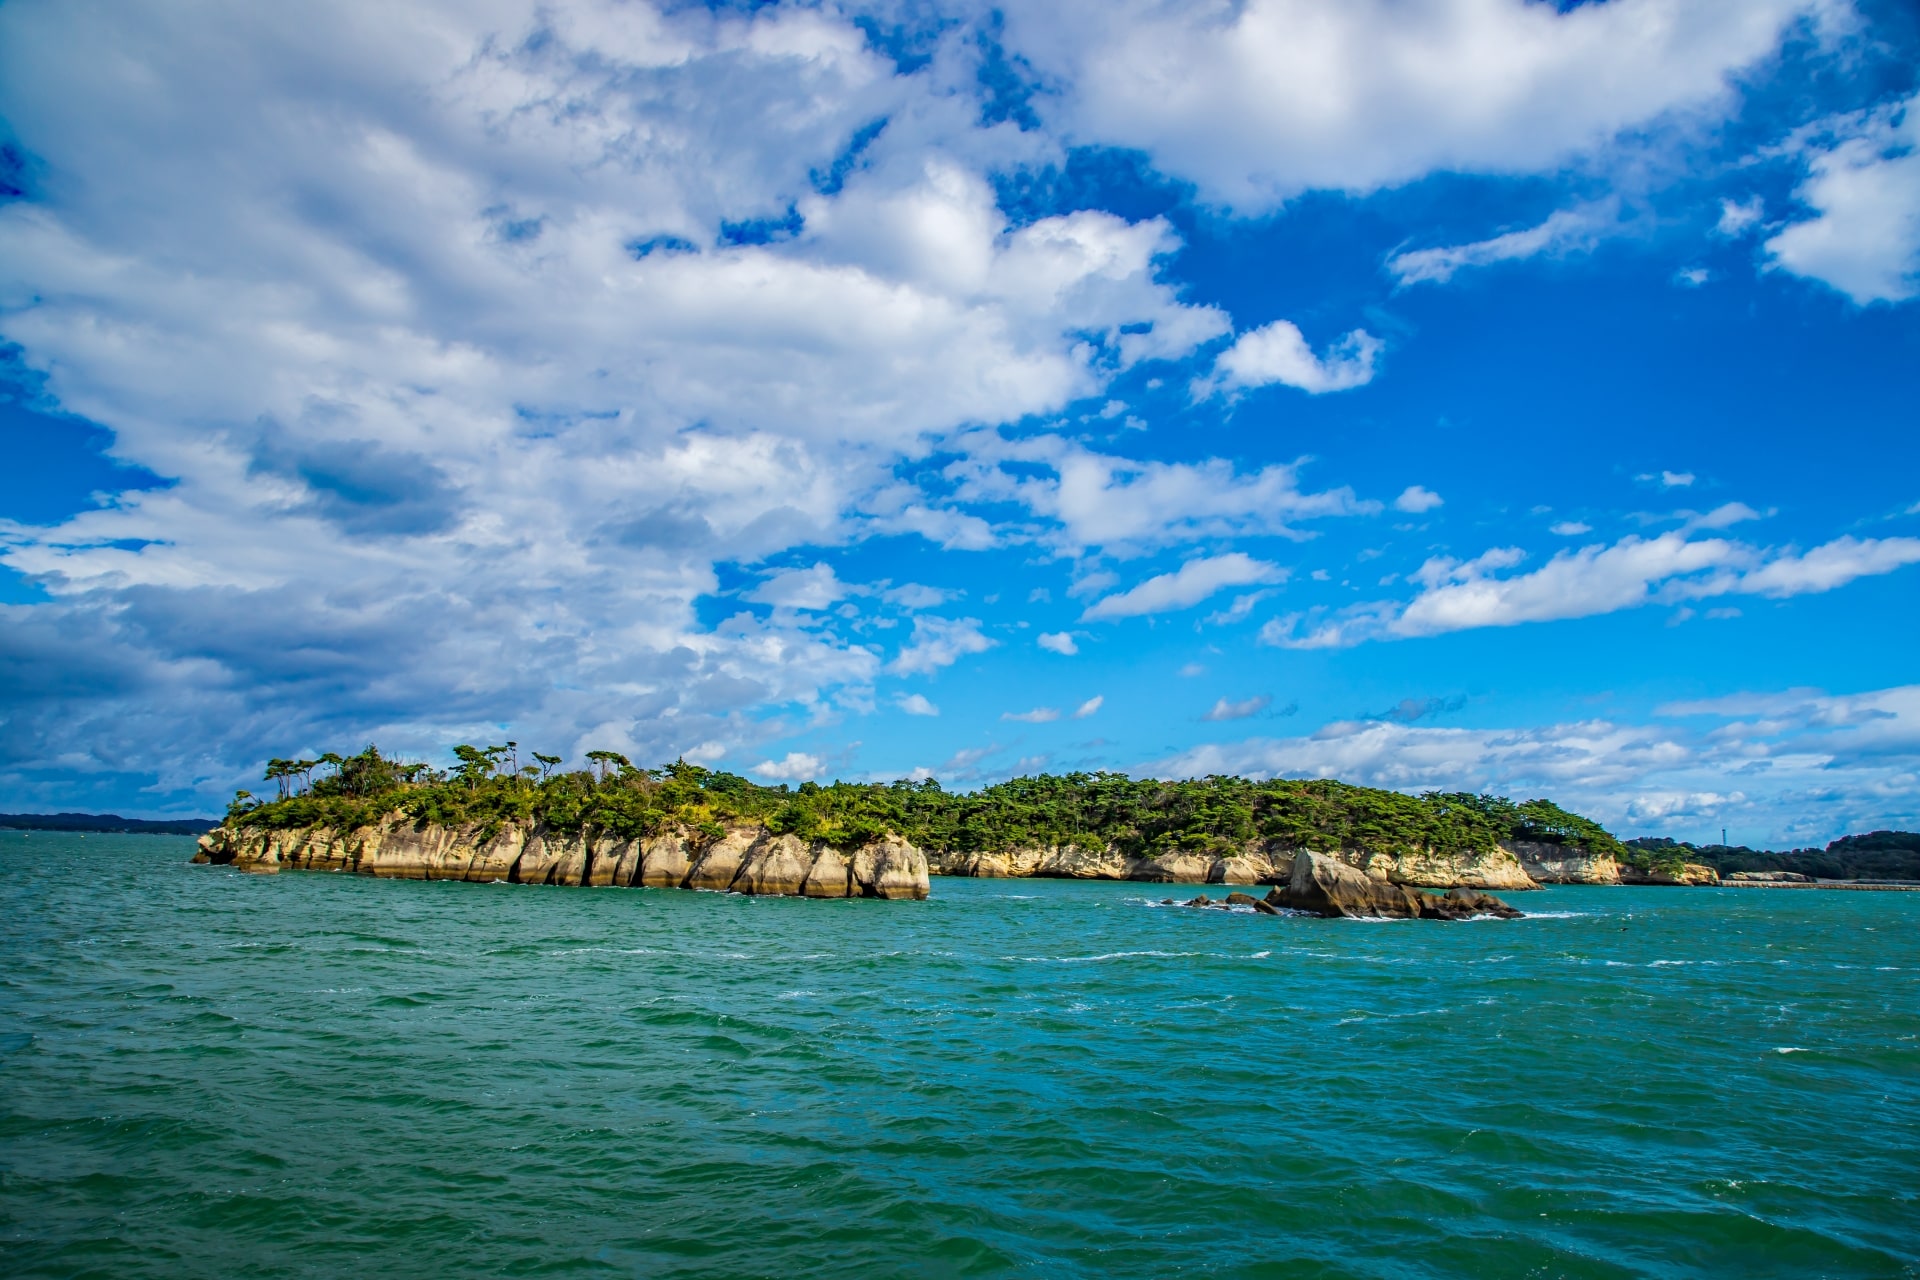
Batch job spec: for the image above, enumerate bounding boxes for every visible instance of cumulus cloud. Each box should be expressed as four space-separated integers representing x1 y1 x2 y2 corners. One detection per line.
887 615 995 676
751 751 827 782
747 563 859 610
1387 203 1616 286
0 0 1256 800
1202 694 1272 722
896 692 939 716
1260 530 1920 648
1393 485 1443 514
1072 695 1103 719
1003 706 1061 723
1003 0 1822 210
946 433 1376 556
1716 195 1766 238
1037 631 1078 655
1766 93 1920 305
1550 521 1592 536
1147 682 1920 845
1201 320 1382 395
1082 553 1286 621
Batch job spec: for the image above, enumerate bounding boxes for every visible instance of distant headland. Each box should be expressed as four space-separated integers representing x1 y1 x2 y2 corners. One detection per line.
1 812 218 836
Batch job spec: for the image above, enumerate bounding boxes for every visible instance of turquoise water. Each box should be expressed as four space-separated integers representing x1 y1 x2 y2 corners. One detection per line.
2 834 1916 1278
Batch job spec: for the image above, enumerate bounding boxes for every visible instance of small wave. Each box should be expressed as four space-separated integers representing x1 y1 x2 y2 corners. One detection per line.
1774 1046 1808 1055
1518 910 1588 919
1008 949 1218 963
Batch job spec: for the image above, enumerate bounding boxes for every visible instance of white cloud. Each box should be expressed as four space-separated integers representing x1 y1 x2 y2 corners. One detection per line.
1550 521 1592 536
1202 320 1382 395
1716 195 1766 238
1148 682 1920 845
946 434 1375 555
1674 266 1710 287
1203 694 1272 722
0 0 1245 798
1662 470 1696 488
751 751 826 782
1261 531 1920 648
887 615 995 676
1766 93 1920 305
1004 0 1821 211
1393 485 1443 514
1003 706 1060 723
1387 203 1615 286
1082 553 1286 621
896 693 939 716
1037 631 1078 655
1072 695 1103 719
747 563 857 610
881 583 952 611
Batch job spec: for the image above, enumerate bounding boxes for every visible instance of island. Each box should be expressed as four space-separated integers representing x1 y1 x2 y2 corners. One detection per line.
189 744 1709 915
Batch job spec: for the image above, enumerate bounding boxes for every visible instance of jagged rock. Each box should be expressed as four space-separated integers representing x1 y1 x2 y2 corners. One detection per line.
1266 854 1522 920
1419 888 1524 920
1279 851 1425 918
802 845 852 898
1327 845 1538 891
1512 840 1620 885
1224 891 1261 907
1620 861 1721 886
733 833 814 896
1130 852 1216 883
851 835 931 899
1184 894 1213 907
1252 899 1282 915
682 827 760 890
1208 852 1293 885
638 834 693 888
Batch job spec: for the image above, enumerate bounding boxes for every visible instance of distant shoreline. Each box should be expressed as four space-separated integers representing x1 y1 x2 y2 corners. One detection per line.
0 813 218 837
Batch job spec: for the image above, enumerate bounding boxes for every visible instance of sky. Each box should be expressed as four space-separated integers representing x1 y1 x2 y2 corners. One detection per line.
0 0 1917 845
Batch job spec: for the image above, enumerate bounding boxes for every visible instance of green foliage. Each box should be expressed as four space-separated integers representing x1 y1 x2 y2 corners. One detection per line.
228 745 1626 859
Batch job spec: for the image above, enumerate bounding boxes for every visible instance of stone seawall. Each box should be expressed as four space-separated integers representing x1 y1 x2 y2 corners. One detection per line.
929 842 1542 891
194 818 930 899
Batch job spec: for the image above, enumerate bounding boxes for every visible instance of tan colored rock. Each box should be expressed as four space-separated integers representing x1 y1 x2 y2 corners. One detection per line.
802 845 852 897
1281 851 1425 918
638 833 693 888
1128 852 1214 883
1034 845 1131 879
851 835 930 900
682 826 758 890
598 838 643 887
734 833 814 896
1511 840 1620 885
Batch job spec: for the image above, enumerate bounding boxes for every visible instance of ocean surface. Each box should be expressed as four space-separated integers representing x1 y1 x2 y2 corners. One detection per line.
1 833 1915 1278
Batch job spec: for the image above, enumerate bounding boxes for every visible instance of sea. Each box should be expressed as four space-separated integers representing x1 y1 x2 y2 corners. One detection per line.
2 832 1915 1278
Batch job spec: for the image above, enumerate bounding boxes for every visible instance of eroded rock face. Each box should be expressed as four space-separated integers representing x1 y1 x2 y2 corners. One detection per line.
1512 841 1620 885
1263 852 1522 920
933 841 1522 889
194 819 930 900
1619 861 1721 886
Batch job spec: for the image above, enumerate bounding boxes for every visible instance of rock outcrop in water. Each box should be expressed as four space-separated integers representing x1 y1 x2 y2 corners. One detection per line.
1180 853 1523 919
193 818 930 899
929 842 1540 891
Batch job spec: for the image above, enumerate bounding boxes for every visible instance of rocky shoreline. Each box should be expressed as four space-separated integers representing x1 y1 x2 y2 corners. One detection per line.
1176 852 1525 920
194 817 931 899
194 816 1731 908
927 839 1714 890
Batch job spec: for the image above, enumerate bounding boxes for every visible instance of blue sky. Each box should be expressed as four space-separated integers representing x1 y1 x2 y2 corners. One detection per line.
1 0 1917 844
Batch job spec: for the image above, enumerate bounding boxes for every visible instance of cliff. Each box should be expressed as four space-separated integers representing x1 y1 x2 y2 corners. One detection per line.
193 816 930 899
930 841 1542 890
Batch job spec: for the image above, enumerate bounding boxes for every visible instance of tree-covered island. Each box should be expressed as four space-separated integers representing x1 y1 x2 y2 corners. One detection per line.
226 743 1648 868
